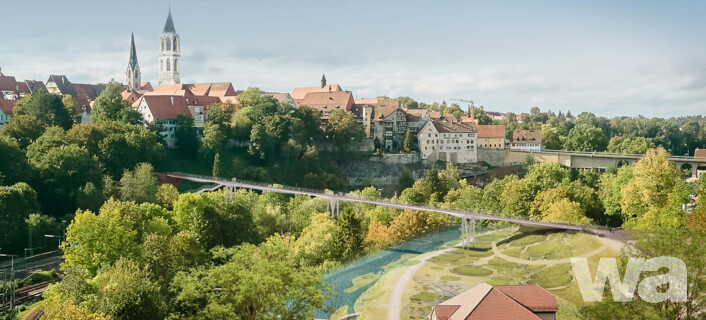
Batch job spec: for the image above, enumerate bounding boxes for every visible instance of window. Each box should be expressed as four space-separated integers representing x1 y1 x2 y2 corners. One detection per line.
166 59 171 71
161 40 165 51
135 70 139 78
166 39 171 51
160 60 163 71
174 59 178 72
174 37 178 50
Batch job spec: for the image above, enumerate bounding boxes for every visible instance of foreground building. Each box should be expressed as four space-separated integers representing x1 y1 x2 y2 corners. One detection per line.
429 283 558 320
510 130 544 151
418 119 477 163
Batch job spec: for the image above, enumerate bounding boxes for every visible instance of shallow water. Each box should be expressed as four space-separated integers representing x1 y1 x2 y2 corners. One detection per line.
315 225 462 318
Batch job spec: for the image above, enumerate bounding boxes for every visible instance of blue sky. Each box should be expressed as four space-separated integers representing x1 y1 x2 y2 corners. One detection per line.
2 0 706 117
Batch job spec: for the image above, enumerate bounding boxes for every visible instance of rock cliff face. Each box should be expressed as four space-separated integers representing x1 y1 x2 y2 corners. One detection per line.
340 156 490 196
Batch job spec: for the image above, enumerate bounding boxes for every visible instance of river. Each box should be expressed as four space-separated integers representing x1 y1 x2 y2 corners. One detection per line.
315 225 462 318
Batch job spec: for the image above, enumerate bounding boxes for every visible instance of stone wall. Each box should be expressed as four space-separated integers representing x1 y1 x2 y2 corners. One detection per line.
477 148 505 166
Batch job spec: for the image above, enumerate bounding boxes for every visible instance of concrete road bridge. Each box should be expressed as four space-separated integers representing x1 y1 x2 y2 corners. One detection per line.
479 149 706 177
167 173 625 248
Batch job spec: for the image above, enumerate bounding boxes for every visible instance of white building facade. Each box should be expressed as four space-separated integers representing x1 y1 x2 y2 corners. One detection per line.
418 120 478 163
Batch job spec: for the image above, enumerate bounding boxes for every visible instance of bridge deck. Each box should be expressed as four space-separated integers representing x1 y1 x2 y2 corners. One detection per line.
168 173 621 237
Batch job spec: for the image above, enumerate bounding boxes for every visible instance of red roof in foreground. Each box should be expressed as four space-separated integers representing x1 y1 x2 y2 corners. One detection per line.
430 283 557 320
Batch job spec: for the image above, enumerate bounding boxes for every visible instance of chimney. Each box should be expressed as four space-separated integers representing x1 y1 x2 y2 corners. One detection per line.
170 96 174 106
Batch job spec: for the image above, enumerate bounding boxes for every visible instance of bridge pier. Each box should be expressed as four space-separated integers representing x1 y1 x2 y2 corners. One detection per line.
326 199 340 219
224 185 236 204
461 218 475 249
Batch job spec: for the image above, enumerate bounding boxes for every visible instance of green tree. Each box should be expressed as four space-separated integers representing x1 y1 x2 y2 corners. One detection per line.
1 114 46 149
93 258 166 320
77 182 104 212
607 135 655 154
28 141 102 216
563 124 608 151
119 163 159 204
541 124 562 150
334 210 365 259
90 82 142 124
175 115 199 158
171 235 333 320
62 94 81 124
294 213 340 267
0 136 32 185
598 166 633 226
155 183 179 210
199 122 226 159
402 128 414 153
327 109 364 147
212 152 220 177
620 148 687 229
68 121 164 178
12 88 73 129
0 183 39 253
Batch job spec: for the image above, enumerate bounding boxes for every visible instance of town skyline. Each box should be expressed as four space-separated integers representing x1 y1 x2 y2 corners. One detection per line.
2 0 706 117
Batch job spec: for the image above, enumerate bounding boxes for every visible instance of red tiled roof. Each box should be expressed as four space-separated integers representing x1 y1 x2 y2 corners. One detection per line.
0 98 15 114
291 84 343 100
431 283 556 320
140 95 192 120
466 288 542 320
294 91 354 112
495 285 559 312
148 84 195 97
432 305 460 320
141 82 154 91
15 81 30 95
477 125 506 138
460 116 479 124
0 75 17 92
354 98 380 105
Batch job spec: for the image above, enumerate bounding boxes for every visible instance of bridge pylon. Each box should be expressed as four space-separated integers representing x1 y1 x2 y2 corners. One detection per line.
224 185 236 203
461 217 476 249
326 199 340 219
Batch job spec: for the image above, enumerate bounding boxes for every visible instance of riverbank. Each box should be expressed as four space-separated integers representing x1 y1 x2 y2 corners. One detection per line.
353 228 622 320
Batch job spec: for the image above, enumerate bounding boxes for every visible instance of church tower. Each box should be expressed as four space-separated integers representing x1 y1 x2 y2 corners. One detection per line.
321 74 326 88
126 33 141 91
159 9 181 85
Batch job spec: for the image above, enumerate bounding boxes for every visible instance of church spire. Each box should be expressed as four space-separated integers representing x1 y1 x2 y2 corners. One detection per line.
163 10 176 33
159 9 181 85
126 33 141 91
321 73 326 88
129 33 138 69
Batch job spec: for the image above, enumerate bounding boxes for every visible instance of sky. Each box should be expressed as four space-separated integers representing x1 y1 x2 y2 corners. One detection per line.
2 0 706 117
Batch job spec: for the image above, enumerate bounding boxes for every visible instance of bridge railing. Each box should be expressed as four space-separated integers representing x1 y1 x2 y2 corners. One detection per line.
527 149 695 160
168 172 615 233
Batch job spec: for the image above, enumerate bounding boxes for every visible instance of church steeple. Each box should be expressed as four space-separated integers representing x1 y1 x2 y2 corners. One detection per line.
163 9 176 33
321 74 326 88
126 33 141 91
159 9 181 85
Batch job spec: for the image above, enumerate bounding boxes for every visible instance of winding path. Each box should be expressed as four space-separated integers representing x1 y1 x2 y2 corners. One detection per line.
490 241 610 265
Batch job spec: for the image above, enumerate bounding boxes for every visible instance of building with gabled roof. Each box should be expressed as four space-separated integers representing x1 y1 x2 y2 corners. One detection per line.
511 130 544 151
291 74 343 101
477 125 507 149
418 119 478 163
428 283 558 320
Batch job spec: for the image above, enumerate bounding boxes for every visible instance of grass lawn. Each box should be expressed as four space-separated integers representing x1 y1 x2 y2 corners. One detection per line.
355 228 621 320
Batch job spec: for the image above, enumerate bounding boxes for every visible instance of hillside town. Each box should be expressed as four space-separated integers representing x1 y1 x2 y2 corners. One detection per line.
1 5 706 320
0 11 543 163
